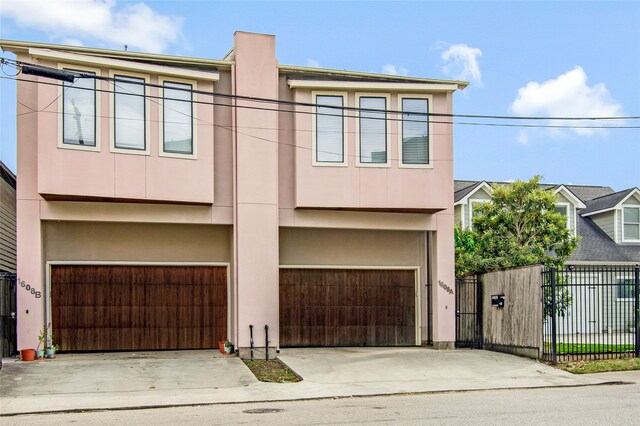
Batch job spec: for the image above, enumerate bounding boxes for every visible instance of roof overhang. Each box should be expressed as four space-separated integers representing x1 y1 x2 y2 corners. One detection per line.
26 48 220 81
454 181 493 206
553 185 586 209
581 188 640 217
288 79 461 92
0 39 233 70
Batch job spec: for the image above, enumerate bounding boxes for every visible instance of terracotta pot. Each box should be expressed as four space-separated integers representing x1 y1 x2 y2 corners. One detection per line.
218 341 226 354
20 349 36 362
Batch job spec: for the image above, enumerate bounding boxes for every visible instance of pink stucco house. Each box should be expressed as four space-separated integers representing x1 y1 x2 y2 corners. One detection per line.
1 32 467 357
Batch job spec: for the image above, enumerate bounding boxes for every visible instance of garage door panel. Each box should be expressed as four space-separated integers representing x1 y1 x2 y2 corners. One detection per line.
280 269 416 347
52 265 227 351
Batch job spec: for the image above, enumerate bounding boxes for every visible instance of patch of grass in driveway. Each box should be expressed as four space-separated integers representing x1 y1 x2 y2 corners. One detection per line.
243 358 302 383
559 358 640 374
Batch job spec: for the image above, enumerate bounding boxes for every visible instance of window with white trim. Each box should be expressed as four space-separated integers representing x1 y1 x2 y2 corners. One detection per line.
358 96 387 164
62 71 96 147
554 203 571 229
401 98 429 165
114 75 146 151
163 81 193 155
315 94 345 163
616 277 635 300
623 206 640 241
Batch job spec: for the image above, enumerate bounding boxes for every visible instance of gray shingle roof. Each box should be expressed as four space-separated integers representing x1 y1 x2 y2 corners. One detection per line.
569 215 640 263
454 181 483 203
454 180 639 264
580 188 636 215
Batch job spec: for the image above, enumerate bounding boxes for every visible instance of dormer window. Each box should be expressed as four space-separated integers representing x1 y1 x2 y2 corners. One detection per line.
623 206 640 241
554 203 570 229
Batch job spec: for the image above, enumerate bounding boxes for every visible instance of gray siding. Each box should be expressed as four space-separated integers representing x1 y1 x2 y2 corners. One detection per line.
621 194 640 242
454 205 462 228
590 210 616 242
0 173 16 273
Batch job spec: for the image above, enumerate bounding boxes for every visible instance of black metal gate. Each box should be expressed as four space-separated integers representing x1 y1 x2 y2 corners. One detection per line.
455 275 483 348
1 272 18 366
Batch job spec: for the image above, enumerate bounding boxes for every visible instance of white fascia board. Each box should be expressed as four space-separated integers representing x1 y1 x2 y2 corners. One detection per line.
619 188 640 205
554 186 586 209
28 48 220 81
288 79 459 92
453 181 493 206
581 188 640 217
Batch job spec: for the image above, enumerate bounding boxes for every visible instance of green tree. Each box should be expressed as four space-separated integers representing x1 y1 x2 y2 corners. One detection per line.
455 176 578 276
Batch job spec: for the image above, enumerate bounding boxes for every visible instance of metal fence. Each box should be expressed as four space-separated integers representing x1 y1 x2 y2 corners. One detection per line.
542 265 639 364
1 272 18 363
455 275 483 349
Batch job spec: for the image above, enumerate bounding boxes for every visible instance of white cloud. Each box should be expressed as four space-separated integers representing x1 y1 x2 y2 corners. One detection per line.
510 67 622 136
60 38 85 47
438 42 483 87
1 0 184 53
306 59 320 68
382 64 408 76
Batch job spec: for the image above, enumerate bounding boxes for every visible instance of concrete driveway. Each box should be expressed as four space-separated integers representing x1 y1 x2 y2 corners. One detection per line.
0 348 622 416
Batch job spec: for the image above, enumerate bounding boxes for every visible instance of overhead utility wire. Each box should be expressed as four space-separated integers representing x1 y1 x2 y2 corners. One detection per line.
2 57 639 122
4 76 639 131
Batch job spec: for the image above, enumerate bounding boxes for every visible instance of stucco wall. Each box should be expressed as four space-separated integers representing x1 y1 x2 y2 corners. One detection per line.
44 221 232 262
280 227 423 266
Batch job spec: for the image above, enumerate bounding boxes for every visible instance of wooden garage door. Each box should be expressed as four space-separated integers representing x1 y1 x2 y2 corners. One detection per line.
280 269 416 347
51 265 227 351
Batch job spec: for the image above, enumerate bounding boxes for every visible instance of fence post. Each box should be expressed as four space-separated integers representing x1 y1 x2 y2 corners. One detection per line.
635 265 639 358
476 274 483 349
550 267 557 365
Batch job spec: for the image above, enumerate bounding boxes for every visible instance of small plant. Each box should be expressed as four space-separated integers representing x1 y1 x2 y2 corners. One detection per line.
224 340 232 353
45 323 60 351
37 325 47 351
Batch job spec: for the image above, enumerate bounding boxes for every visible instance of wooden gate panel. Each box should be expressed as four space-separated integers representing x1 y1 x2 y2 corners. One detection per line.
51 265 227 351
280 268 416 347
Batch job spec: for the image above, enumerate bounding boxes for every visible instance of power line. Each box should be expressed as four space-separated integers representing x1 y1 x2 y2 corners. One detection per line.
1 57 639 122
3 75 639 130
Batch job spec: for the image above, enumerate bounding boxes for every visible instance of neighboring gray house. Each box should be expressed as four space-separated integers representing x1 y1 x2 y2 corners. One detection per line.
454 180 640 333
0 161 16 274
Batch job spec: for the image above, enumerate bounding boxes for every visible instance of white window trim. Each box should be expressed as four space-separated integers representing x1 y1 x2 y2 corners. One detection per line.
622 204 640 242
397 94 433 169
57 63 101 152
158 76 198 160
554 202 572 232
109 69 151 156
468 199 489 230
355 93 391 168
311 91 348 167
615 276 635 301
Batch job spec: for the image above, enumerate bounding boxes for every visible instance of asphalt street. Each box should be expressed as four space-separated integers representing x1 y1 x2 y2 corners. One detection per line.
3 371 639 425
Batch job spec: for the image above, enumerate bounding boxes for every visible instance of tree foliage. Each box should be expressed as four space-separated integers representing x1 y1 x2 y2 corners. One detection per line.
455 176 579 277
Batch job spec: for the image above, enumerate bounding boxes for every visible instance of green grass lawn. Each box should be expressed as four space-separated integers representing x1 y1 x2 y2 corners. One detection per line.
546 343 635 354
559 358 640 374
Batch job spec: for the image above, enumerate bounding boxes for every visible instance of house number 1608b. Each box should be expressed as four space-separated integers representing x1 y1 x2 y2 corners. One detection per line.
18 278 42 298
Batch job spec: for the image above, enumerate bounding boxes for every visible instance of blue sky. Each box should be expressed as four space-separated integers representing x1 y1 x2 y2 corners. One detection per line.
1 1 638 189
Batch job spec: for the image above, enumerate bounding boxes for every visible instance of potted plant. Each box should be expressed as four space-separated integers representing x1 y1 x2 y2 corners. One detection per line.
36 325 47 359
224 340 233 354
218 340 226 354
45 323 59 359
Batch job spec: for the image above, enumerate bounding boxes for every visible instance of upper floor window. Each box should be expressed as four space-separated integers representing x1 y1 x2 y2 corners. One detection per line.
163 81 193 155
62 71 96 147
554 203 571 229
623 206 640 241
114 75 146 151
315 94 345 164
400 97 429 165
358 95 388 165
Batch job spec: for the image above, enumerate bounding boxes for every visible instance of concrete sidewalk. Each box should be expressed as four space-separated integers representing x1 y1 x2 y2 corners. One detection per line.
0 348 625 416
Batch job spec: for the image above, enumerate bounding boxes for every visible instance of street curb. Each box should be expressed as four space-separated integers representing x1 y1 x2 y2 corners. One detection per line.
0 380 631 417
